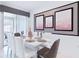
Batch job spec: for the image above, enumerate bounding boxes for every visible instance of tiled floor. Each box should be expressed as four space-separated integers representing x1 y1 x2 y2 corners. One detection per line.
4 46 12 58
4 45 38 58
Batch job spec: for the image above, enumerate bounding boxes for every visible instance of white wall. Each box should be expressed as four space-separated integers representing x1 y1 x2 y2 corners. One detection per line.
0 12 4 58
31 1 79 58
32 1 74 14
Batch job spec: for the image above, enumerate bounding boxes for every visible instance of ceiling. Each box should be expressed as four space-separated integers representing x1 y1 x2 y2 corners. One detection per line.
0 1 75 12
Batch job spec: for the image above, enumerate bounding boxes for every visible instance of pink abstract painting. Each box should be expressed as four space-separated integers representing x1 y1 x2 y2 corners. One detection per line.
45 16 53 28
36 16 43 29
55 8 72 30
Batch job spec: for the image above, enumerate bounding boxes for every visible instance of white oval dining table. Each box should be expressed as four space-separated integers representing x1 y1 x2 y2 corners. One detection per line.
23 38 47 58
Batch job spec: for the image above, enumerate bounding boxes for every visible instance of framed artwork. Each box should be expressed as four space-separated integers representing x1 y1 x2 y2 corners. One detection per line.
54 8 73 31
45 15 53 28
35 15 44 30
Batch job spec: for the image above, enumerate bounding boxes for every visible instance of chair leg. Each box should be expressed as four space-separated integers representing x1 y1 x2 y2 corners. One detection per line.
37 54 41 58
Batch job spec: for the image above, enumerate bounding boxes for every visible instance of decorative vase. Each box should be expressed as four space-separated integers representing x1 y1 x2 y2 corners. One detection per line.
28 27 33 40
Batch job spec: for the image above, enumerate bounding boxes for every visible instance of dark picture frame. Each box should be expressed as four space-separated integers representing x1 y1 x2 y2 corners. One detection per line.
54 7 73 31
35 15 44 30
44 15 54 28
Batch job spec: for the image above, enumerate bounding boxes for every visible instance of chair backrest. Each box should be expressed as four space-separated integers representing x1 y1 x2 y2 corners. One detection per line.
46 39 60 58
14 33 20 37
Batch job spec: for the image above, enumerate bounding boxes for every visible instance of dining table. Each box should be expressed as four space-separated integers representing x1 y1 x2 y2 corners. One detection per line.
23 37 47 58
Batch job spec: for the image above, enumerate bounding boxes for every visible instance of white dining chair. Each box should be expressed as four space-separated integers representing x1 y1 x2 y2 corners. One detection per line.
14 33 24 58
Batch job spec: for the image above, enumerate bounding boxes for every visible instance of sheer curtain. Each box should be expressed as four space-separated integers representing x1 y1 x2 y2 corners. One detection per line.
16 15 28 36
4 12 28 58
4 12 15 58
